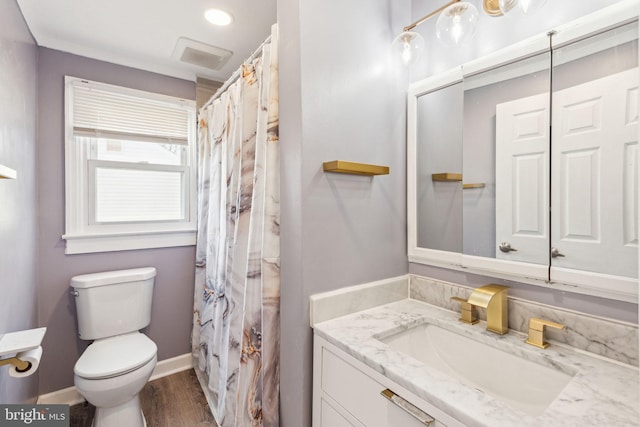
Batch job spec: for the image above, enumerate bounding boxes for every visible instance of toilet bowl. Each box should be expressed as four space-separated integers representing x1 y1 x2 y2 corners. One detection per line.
70 268 157 427
74 332 157 427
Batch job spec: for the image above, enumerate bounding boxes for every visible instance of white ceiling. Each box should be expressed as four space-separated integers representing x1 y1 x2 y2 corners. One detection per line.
16 0 277 83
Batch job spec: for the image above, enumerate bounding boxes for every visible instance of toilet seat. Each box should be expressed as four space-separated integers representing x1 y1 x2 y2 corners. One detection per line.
74 332 157 380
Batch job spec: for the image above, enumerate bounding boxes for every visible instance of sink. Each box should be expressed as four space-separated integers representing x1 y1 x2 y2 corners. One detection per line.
378 323 575 416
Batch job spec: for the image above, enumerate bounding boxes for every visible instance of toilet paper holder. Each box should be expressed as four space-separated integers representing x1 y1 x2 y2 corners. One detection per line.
0 327 46 372
0 356 31 372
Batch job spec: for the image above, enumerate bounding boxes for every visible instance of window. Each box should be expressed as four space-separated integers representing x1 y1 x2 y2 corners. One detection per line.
63 76 197 254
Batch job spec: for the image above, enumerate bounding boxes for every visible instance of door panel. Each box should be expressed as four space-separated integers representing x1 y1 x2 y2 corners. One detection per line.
560 147 599 240
551 68 638 278
495 93 549 265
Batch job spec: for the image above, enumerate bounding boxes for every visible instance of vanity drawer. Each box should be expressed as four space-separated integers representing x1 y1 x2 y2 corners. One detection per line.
319 397 361 427
318 343 448 427
321 346 387 426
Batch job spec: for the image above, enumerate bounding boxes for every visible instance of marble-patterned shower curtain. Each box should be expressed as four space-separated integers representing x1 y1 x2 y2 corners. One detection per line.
193 25 279 427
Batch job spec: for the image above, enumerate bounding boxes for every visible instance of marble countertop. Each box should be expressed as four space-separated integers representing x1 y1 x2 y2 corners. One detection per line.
313 299 639 427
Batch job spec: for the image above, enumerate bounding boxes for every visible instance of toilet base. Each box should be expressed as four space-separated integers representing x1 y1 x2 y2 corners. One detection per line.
92 395 146 427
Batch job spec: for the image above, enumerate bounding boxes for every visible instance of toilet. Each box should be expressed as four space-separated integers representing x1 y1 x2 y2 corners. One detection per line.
71 267 158 427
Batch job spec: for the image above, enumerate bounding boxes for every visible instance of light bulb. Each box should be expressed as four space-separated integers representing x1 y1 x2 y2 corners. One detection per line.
436 2 479 47
499 0 547 15
518 0 547 14
391 31 425 66
498 0 518 14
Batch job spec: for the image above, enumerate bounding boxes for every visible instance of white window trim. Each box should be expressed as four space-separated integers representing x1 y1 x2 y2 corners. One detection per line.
63 76 197 254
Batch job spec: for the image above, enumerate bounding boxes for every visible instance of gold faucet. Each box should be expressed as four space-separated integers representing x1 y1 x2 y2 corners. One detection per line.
450 296 478 325
467 284 509 335
525 318 565 349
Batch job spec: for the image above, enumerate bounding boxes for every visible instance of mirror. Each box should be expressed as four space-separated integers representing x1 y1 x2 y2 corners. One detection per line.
416 79 463 253
462 51 551 265
408 5 638 301
550 22 638 283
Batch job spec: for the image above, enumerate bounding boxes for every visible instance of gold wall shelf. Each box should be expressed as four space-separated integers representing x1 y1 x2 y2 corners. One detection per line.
431 173 484 189
323 160 389 176
463 183 486 189
431 173 462 182
0 164 17 180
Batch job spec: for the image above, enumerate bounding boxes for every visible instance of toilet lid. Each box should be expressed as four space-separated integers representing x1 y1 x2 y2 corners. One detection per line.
74 333 157 379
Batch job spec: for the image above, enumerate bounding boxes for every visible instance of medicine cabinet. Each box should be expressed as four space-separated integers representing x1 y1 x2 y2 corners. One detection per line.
407 2 638 302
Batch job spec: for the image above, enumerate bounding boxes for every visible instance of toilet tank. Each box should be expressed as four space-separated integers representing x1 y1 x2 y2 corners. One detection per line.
71 267 156 340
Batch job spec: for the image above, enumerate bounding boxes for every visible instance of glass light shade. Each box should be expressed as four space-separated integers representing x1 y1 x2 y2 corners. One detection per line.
499 0 547 15
391 31 425 66
517 0 547 14
436 2 479 47
498 0 518 14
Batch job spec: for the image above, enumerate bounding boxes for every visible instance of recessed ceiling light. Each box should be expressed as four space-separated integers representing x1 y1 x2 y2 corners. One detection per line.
204 9 234 26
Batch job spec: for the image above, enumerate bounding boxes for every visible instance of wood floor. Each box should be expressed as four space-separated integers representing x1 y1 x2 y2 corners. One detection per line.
69 369 217 427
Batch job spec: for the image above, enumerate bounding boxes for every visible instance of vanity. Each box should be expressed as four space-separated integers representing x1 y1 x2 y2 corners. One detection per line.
310 276 639 426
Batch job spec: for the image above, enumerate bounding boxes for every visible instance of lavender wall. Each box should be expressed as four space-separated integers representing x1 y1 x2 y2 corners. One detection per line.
0 0 38 404
278 0 410 425
36 48 197 394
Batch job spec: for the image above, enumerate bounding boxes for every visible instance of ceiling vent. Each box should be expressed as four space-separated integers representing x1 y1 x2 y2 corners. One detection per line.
172 37 233 71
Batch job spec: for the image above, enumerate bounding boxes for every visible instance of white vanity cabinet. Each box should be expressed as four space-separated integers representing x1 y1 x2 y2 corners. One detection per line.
313 335 463 427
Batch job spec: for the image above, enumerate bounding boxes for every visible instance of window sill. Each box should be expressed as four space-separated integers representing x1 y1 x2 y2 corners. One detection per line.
62 229 197 254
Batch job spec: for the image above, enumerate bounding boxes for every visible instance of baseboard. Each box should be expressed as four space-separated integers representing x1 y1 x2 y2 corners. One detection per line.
149 353 194 381
37 353 194 406
37 386 85 407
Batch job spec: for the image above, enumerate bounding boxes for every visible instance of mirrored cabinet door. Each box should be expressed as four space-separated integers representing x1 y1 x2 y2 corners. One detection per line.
416 81 463 253
550 21 639 288
462 52 551 266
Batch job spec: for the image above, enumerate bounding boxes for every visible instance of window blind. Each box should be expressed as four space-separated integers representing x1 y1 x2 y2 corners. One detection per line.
93 166 184 223
70 81 190 144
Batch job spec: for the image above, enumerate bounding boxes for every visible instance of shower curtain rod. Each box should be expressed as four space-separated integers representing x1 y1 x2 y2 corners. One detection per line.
202 35 273 110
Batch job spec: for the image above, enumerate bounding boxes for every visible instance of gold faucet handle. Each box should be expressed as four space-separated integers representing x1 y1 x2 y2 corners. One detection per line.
450 296 479 325
525 317 565 349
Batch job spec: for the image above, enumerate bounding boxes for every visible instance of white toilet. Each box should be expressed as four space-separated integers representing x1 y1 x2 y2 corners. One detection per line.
71 267 158 427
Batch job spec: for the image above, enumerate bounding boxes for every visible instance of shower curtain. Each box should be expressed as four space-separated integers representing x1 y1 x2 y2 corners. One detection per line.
192 25 279 427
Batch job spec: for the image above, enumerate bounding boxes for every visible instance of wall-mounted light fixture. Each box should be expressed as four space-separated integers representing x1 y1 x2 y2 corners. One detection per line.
392 0 479 65
393 0 548 66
